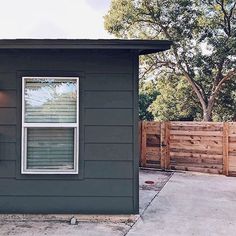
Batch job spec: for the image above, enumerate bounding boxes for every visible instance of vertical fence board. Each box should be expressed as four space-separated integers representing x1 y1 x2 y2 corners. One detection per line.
223 122 229 176
160 122 166 169
139 121 142 166
141 121 147 167
165 122 170 169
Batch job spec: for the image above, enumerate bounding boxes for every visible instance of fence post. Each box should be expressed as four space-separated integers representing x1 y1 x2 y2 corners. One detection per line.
160 122 166 169
139 121 142 166
141 121 147 167
223 122 229 176
165 122 170 170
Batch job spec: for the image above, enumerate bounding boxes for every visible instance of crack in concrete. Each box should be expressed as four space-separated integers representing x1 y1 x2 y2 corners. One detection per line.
123 172 174 236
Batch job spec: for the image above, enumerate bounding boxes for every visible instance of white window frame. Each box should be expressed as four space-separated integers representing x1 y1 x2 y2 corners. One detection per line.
21 76 79 174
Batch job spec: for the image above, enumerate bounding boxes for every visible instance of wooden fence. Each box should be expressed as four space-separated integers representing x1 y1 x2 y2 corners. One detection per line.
139 121 236 177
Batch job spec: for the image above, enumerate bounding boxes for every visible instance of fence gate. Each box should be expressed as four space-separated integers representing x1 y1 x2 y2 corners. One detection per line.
140 121 170 170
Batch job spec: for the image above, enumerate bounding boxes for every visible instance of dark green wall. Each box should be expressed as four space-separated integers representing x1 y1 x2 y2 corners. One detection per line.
0 49 139 214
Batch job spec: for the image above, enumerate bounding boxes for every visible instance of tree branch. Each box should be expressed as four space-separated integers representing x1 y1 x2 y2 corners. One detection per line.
229 1 236 18
216 0 232 36
212 68 236 95
212 59 225 90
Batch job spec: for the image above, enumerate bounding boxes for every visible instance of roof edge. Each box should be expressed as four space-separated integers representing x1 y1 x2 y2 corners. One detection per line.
0 39 172 55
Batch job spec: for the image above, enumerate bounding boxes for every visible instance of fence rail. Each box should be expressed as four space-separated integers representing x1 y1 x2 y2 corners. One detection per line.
139 121 236 177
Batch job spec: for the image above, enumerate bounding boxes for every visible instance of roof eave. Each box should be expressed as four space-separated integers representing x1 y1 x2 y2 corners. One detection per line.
0 39 173 54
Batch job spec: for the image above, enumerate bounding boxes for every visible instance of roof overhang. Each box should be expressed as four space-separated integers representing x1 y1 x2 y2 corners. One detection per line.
0 39 172 55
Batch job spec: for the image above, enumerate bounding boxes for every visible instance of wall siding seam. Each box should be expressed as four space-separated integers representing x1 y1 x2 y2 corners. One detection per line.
0 142 16 143
0 89 16 91
84 107 133 109
0 196 134 200
85 142 133 144
10 177 134 181
86 73 133 75
84 90 133 92
84 160 133 162
84 124 133 127
132 51 139 213
0 195 133 197
85 108 133 110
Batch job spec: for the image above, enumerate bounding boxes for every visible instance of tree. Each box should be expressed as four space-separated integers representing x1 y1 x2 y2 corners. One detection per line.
143 75 236 121
148 75 201 121
139 80 159 120
211 80 236 121
104 0 236 121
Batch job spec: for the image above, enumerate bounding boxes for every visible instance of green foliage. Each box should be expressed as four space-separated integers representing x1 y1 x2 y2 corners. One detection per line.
212 79 236 121
148 76 201 121
140 76 236 122
139 80 159 120
104 0 236 121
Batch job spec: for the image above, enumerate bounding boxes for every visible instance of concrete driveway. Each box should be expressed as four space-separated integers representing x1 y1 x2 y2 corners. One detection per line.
128 171 236 236
1 170 236 236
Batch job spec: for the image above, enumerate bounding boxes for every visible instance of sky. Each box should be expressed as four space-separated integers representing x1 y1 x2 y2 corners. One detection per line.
0 0 113 39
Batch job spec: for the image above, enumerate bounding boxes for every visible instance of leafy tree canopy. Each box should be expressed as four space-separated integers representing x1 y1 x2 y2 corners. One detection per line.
139 80 159 120
104 0 236 121
148 75 201 121
144 75 236 122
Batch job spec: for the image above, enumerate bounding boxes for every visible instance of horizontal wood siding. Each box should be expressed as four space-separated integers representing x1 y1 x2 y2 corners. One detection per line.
0 72 17 89
0 179 133 196
84 161 133 179
0 108 16 124
0 50 137 214
0 126 16 142
85 126 133 143
0 196 133 214
84 73 133 90
0 91 17 107
0 143 16 160
84 109 133 125
85 143 133 161
0 161 16 178
0 71 17 181
84 91 133 108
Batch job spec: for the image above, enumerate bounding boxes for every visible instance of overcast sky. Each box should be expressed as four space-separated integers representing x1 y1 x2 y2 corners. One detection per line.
0 0 113 39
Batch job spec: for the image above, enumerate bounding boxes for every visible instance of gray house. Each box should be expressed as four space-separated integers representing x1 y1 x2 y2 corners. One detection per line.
0 39 171 214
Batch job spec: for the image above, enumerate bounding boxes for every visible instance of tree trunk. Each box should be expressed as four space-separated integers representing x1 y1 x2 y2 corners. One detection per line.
202 107 213 121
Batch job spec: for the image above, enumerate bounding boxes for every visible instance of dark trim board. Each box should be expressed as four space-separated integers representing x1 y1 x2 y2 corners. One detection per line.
132 51 140 213
0 39 172 55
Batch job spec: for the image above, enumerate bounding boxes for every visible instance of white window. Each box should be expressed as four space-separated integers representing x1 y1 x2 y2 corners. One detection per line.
21 77 79 174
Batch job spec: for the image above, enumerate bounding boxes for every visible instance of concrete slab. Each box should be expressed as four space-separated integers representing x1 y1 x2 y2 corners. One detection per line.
127 172 236 236
139 169 172 214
